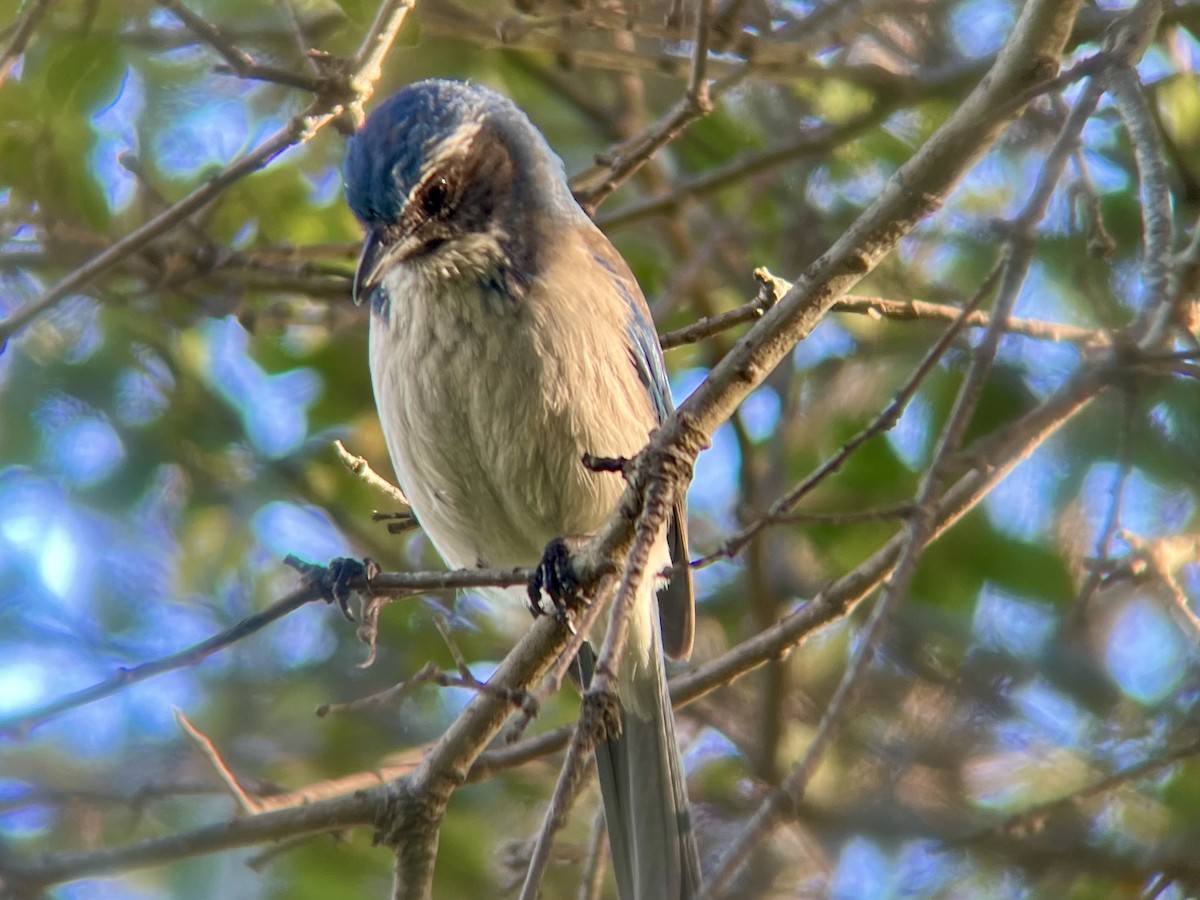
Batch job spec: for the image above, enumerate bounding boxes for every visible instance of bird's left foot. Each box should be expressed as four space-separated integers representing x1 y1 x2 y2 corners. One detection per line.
528 538 588 631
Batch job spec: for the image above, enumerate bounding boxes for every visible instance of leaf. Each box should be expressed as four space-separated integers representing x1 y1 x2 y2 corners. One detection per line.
42 36 126 115
1156 73 1200 155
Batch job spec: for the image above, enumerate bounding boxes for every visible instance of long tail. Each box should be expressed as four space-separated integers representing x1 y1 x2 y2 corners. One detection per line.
579 633 702 899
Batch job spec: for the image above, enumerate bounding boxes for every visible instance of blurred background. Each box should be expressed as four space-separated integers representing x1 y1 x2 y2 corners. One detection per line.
2 0 1200 897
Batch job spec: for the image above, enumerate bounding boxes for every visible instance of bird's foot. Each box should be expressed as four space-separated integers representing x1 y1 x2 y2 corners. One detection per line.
581 686 623 743
527 538 589 632
286 554 378 621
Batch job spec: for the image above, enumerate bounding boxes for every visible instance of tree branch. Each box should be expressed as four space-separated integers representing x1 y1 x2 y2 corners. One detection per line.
0 0 414 351
0 0 54 86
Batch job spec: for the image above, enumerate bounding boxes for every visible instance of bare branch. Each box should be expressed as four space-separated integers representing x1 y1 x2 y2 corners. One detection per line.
0 0 54 86
173 709 260 814
155 0 322 91
0 787 376 892
0 558 531 740
700 260 1004 566
0 0 415 351
701 211 1039 898
577 0 722 213
956 731 1200 848
0 584 323 740
334 439 411 507
2 613 573 895
317 617 539 720
660 278 1111 351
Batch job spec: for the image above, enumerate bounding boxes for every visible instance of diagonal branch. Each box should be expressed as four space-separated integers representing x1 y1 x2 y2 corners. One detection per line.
0 584 324 740
0 0 54 86
0 0 414 352
577 0 719 213
0 613 572 896
701 261 1004 565
155 0 322 91
698 226 1038 895
0 561 529 740
564 0 1088 622
0 362 1114 897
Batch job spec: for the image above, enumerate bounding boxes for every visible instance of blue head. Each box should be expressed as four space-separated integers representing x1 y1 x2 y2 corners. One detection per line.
343 80 579 305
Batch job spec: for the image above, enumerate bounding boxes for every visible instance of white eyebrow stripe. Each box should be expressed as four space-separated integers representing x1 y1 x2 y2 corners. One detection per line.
417 121 481 182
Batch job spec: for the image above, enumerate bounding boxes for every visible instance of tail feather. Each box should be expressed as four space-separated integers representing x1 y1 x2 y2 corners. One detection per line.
579 639 702 899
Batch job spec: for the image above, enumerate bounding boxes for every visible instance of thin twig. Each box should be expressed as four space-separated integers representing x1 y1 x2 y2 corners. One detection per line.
769 504 914 526
245 834 325 872
1122 531 1200 637
833 294 1108 345
0 585 324 739
576 810 608 900
318 661 441 716
118 152 220 253
280 0 321 77
0 559 530 739
342 613 538 716
685 0 715 111
0 0 54 86
173 708 261 814
334 439 410 506
155 0 322 91
596 106 892 231
699 261 1004 566
1106 55 1174 346
1073 392 1134 612
954 731 1200 847
660 282 1111 349
0 0 414 351
252 755 423 814
578 0 720 212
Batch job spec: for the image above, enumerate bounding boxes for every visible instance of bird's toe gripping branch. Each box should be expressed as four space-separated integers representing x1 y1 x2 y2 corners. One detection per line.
286 554 379 621
527 537 590 631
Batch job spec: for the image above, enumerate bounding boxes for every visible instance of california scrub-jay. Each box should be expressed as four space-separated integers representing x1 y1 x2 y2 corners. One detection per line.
344 79 701 899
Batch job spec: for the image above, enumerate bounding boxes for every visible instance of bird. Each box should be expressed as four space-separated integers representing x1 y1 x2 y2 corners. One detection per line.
343 79 702 899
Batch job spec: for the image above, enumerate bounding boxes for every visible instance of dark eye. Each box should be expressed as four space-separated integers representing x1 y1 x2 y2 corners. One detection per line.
420 176 450 218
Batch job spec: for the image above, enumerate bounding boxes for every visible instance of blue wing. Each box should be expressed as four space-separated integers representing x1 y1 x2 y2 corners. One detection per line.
625 294 675 426
585 236 674 425
585 228 694 660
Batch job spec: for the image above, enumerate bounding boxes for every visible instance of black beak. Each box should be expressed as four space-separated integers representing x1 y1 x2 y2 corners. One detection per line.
353 230 384 306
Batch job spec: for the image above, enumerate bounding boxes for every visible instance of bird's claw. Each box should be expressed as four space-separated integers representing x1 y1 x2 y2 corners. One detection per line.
527 538 586 632
290 555 378 621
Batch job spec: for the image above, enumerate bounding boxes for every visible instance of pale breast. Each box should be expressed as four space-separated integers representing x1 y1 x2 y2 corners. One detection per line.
368 264 654 573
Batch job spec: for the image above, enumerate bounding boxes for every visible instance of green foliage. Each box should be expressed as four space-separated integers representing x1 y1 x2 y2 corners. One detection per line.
2 2 1199 899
